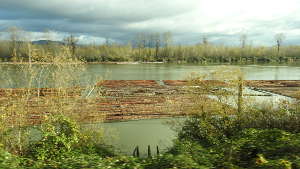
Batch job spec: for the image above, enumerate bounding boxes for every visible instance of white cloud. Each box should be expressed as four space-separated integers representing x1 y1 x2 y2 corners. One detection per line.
0 0 300 45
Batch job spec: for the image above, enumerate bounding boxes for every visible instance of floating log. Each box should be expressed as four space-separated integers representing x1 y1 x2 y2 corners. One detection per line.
0 80 299 125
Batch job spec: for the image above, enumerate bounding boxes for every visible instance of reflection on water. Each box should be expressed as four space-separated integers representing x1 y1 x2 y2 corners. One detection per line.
85 63 300 80
87 118 179 156
1 63 300 88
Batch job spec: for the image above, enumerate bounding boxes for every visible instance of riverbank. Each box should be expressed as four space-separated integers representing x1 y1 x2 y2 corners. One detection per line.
1 60 300 66
0 61 164 65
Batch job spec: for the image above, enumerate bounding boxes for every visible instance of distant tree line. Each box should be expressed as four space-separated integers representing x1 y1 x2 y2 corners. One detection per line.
0 26 299 63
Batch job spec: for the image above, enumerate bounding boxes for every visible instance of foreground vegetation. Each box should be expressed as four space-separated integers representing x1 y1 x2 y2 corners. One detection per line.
0 27 300 64
1 103 300 168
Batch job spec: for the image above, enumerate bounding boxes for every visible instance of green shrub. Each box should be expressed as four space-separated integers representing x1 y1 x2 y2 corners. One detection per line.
168 140 219 168
145 154 205 169
238 108 300 133
255 157 293 169
178 115 238 147
24 154 143 169
226 129 300 168
176 113 300 168
0 147 20 169
27 115 80 161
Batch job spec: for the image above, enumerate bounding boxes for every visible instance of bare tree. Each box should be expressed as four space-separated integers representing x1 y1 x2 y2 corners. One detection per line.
143 33 153 61
240 34 247 48
163 31 173 47
154 33 161 61
135 33 146 59
275 33 285 53
7 26 22 59
64 34 78 57
105 37 111 46
162 32 173 60
202 36 208 45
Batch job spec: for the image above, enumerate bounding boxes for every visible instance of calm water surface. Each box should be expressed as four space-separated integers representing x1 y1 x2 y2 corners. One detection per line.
1 63 300 88
85 63 300 80
100 118 178 156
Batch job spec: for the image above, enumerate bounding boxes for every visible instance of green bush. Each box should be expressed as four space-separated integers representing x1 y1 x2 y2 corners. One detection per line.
0 147 20 169
238 108 300 133
145 154 205 169
168 140 219 168
27 115 80 161
227 129 300 168
176 111 300 168
178 115 239 147
255 157 293 169
22 154 143 169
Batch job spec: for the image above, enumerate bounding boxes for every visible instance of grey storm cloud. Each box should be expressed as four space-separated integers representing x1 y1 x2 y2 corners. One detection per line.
1 0 300 45
0 0 195 21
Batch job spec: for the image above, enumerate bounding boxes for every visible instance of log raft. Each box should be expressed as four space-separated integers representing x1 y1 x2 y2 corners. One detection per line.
0 80 299 124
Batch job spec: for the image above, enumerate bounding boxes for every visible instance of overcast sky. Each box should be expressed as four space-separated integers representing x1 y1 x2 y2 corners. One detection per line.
0 0 300 45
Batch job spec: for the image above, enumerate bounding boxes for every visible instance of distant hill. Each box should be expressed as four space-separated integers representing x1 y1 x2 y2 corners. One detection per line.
32 40 64 45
